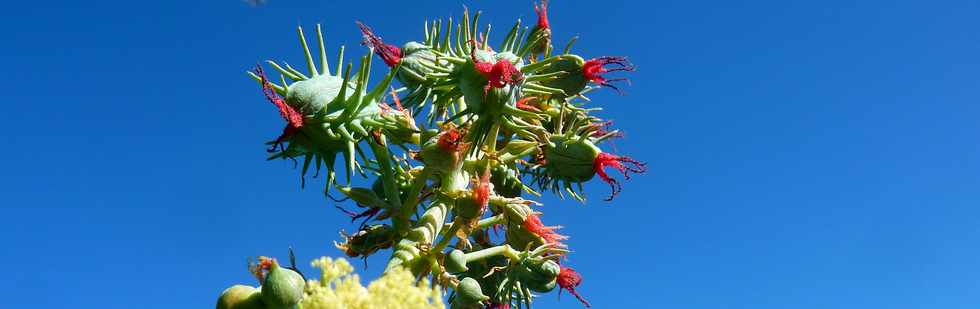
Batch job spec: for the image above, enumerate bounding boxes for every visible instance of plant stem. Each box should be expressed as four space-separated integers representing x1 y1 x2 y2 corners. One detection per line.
396 167 433 235
432 221 461 252
463 245 519 263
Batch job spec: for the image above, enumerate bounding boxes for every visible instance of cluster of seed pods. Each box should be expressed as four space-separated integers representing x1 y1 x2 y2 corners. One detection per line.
222 1 646 308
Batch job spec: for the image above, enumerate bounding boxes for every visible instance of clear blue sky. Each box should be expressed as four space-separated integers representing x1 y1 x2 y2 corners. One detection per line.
2 0 979 308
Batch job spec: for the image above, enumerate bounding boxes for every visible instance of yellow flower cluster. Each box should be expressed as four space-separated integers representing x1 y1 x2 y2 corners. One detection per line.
301 257 444 309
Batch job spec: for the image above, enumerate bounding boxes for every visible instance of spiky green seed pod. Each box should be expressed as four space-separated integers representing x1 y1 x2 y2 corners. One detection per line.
538 55 588 101
285 75 356 115
544 134 601 182
515 259 560 292
261 261 305 309
217 285 266 309
398 41 440 88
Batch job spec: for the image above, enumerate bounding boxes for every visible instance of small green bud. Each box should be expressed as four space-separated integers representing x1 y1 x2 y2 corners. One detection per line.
454 195 483 221
445 249 469 273
455 277 490 304
490 165 523 198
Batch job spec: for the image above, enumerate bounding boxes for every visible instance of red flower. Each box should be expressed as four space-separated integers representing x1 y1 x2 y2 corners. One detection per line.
593 152 646 201
254 66 304 144
534 0 550 30
357 21 402 67
582 56 635 93
471 47 524 95
557 266 591 307
523 214 568 247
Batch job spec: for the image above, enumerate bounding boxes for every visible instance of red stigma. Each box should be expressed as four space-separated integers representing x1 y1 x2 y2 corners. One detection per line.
254 66 304 144
523 214 568 247
515 96 542 112
250 256 277 283
593 152 647 201
534 0 550 30
589 120 623 138
582 56 635 94
471 46 524 95
357 21 402 67
487 303 511 309
557 266 591 307
335 205 382 224
437 126 465 153
473 169 492 212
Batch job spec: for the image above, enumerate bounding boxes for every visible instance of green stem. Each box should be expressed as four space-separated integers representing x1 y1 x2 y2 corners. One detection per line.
475 214 505 230
498 146 539 164
463 245 519 263
442 214 504 230
396 167 433 235
386 168 468 274
432 221 461 253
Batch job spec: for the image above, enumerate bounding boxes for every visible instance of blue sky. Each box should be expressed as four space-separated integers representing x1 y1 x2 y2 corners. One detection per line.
2 0 979 308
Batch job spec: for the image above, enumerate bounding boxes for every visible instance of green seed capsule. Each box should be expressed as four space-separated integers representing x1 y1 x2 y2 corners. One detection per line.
525 277 557 293
514 259 560 293
398 41 439 88
217 285 266 309
532 259 561 279
544 134 601 182
455 277 490 304
284 74 356 116
538 55 588 100
445 249 469 273
260 261 305 309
